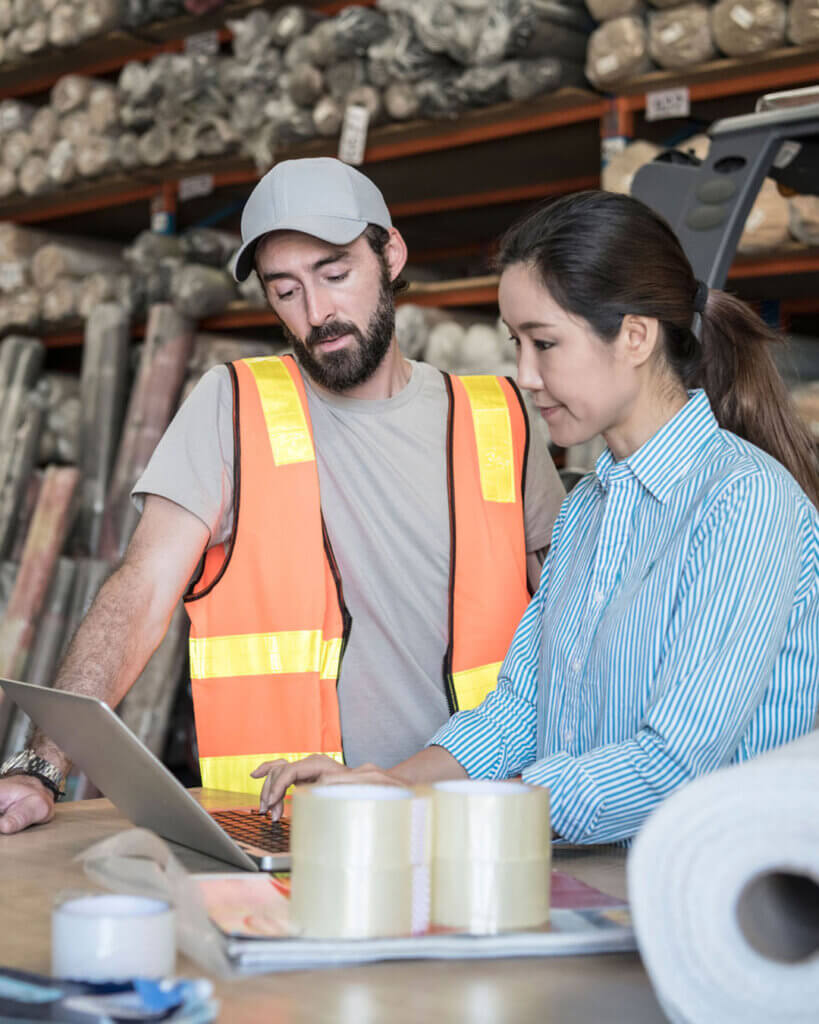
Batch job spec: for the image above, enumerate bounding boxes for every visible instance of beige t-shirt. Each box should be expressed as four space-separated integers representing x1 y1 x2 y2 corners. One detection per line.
133 360 564 768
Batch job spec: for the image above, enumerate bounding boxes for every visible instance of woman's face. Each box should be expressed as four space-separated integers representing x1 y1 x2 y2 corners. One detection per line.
499 262 641 450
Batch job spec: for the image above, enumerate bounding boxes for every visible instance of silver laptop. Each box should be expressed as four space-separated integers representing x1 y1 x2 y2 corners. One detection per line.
0 678 291 872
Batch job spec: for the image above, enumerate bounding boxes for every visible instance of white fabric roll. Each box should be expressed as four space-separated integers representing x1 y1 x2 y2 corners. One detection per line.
628 729 819 1024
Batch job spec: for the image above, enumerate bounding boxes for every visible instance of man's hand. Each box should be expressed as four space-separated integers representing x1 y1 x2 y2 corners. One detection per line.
251 755 403 819
0 775 55 834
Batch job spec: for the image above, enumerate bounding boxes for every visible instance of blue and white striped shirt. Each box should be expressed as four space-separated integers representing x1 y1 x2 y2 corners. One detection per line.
430 390 819 844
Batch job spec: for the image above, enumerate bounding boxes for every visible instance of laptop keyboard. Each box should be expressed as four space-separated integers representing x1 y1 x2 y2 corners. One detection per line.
211 809 291 854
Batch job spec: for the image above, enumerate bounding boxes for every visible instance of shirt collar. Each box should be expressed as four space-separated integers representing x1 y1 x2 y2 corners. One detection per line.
595 390 719 502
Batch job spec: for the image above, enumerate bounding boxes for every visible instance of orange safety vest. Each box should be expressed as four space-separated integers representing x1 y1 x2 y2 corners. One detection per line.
184 355 531 795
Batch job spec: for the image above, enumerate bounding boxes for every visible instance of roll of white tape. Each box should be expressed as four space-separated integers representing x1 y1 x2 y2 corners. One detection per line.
289 784 431 939
52 893 176 981
431 780 551 934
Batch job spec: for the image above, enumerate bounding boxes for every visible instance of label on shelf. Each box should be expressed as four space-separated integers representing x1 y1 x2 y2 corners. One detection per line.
601 136 628 166
645 86 690 122
179 173 215 202
338 104 370 166
185 30 220 56
151 210 174 235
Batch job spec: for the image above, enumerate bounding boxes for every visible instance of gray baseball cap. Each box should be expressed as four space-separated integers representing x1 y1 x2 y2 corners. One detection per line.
233 157 392 282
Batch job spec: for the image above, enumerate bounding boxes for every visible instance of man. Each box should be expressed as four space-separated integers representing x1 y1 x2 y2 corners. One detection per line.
0 158 564 833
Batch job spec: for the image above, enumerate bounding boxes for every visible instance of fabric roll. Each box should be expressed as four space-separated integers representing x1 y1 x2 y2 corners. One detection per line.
51 74 94 115
42 277 79 323
20 18 48 53
80 0 122 37
649 2 716 68
738 177 790 253
88 82 119 135
76 136 116 177
59 110 92 145
602 138 662 194
0 166 16 197
629 730 819 1024
788 194 819 246
585 0 644 18
47 138 76 185
312 94 344 135
18 154 49 196
585 15 652 88
711 0 787 55
787 0 819 42
2 130 32 172
30 106 59 153
49 4 82 47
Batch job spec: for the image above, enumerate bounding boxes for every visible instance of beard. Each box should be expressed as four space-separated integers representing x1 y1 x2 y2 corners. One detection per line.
282 273 396 393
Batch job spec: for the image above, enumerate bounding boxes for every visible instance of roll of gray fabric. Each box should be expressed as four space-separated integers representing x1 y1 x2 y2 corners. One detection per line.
18 154 49 196
288 64 324 108
0 99 36 134
80 0 121 37
325 58 368 101
20 18 48 53
47 138 76 185
179 228 241 268
227 9 275 63
171 264 237 319
506 56 585 99
787 0 819 42
453 64 510 106
59 111 92 145
115 132 140 169
585 15 652 88
51 74 94 115
2 130 32 173
485 0 594 64
13 0 43 26
49 3 82 47
76 136 116 177
649 2 716 68
270 5 322 47
711 0 787 55
136 123 174 166
312 94 344 135
383 81 421 120
30 106 59 153
122 0 183 28
367 12 454 84
415 73 462 119
283 35 318 71
88 82 119 134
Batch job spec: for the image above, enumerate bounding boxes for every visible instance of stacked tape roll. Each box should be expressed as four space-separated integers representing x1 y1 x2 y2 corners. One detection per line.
431 780 551 934
52 892 176 980
289 784 431 940
628 730 819 1024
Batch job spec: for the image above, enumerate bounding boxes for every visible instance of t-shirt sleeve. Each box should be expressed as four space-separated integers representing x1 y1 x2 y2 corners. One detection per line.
131 364 235 548
521 404 565 554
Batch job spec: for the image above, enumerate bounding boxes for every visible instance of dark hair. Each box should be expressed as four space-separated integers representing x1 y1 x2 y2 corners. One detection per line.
496 190 819 508
254 223 407 296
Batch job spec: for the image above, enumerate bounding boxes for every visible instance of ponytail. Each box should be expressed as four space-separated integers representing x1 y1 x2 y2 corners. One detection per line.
695 290 819 509
496 190 819 509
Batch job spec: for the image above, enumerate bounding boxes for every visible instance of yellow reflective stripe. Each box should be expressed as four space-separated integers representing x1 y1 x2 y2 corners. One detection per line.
452 661 503 711
200 751 344 796
190 631 340 680
245 356 315 466
460 376 515 503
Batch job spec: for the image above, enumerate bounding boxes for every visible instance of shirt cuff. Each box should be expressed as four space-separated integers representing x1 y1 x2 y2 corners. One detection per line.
522 753 604 843
427 709 508 780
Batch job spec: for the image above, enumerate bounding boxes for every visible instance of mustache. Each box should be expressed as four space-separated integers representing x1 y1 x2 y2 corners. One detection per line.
306 321 360 347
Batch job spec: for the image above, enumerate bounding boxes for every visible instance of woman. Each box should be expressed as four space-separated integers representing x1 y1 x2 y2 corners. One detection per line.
255 191 819 845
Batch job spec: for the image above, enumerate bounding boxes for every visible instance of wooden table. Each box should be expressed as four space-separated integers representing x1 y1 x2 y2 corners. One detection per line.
0 792 667 1023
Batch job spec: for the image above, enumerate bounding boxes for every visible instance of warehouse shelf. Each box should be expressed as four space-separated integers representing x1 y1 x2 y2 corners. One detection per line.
0 0 363 101
33 252 819 350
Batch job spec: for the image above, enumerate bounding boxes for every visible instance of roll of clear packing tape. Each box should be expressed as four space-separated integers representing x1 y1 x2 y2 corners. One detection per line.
431 780 551 934
289 784 431 939
52 892 175 980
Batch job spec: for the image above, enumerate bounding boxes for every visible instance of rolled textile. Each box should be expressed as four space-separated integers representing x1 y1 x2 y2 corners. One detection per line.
4 26 21 61
171 264 237 319
59 110 93 146
787 0 819 42
0 223 51 262
602 139 662 194
738 177 790 253
649 2 716 68
42 277 79 323
80 0 121 37
13 0 43 25
0 0 12 32
179 228 240 268
137 123 174 166
710 0 787 55
505 56 585 99
30 106 59 152
585 16 652 88
0 166 15 197
32 239 126 290
47 139 77 185
18 154 49 196
383 81 420 121
76 136 116 178
88 82 119 134
0 99 36 134
345 84 383 123
228 9 275 63
628 729 819 1024
287 64 324 108
49 4 82 47
270 4 321 47
2 130 32 172
585 0 644 17
115 131 141 169
51 74 94 115
312 94 344 135
20 18 48 53
788 194 819 246
77 272 129 319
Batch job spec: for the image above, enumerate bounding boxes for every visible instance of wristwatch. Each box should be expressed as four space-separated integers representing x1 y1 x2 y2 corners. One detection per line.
0 749 65 799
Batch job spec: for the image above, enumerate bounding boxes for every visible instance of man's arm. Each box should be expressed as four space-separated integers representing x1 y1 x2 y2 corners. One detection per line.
0 495 209 834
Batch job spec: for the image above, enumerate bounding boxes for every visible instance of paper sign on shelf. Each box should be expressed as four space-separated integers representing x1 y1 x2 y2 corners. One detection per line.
338 104 370 166
645 86 690 122
185 30 220 57
179 174 215 202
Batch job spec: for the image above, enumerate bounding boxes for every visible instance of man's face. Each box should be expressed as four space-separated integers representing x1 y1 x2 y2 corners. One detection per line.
255 230 395 393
